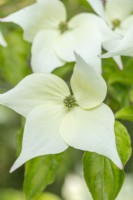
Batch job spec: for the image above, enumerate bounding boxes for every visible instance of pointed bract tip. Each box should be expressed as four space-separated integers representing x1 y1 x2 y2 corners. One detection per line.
0 17 9 22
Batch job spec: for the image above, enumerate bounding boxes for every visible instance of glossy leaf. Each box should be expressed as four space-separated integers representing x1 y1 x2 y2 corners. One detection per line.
24 154 63 200
115 121 132 165
83 152 124 200
0 28 31 85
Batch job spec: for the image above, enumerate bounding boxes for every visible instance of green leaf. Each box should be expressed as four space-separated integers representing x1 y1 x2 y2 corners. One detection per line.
122 56 133 72
63 0 92 19
0 190 61 200
115 121 132 165
0 28 31 85
102 58 120 82
83 152 125 200
83 121 132 200
0 189 24 200
108 71 133 85
129 87 133 103
24 154 64 200
37 193 61 200
115 107 133 122
102 57 133 85
108 83 130 107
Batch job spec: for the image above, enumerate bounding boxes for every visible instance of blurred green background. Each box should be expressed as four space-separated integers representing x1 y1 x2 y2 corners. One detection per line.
0 0 133 200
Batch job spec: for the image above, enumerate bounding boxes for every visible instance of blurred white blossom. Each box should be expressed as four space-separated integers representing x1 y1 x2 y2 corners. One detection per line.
87 0 133 35
62 174 92 200
87 0 133 66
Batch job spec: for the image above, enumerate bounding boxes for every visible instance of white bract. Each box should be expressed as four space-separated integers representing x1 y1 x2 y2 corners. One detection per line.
87 0 133 64
0 55 122 172
101 25 133 58
0 31 7 47
0 0 113 73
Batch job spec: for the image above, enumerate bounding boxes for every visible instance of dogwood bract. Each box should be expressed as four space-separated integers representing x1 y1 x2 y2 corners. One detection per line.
0 31 7 47
1 0 114 73
0 55 122 172
101 25 133 58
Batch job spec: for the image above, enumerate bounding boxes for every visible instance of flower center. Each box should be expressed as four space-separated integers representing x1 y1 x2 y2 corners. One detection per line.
63 95 77 108
58 21 68 34
112 19 121 29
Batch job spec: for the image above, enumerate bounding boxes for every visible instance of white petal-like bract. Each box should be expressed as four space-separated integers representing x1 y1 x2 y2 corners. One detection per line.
31 30 65 73
101 25 133 57
60 104 122 169
10 104 68 172
87 0 105 19
71 54 107 109
0 73 70 116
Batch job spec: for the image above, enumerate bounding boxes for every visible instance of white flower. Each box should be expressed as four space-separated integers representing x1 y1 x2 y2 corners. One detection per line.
0 54 122 172
87 0 133 67
0 0 113 73
0 31 7 47
87 0 133 35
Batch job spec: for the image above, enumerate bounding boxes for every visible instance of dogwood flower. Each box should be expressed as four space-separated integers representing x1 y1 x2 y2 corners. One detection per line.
87 0 133 67
0 55 122 172
1 0 115 73
0 31 7 47
87 0 133 35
